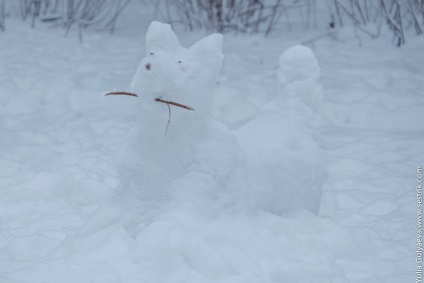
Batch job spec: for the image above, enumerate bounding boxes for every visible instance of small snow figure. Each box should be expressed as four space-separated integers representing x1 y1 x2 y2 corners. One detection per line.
116 21 224 193
111 21 324 216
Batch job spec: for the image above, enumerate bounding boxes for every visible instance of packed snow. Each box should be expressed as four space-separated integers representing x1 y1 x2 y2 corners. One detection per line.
0 5 422 283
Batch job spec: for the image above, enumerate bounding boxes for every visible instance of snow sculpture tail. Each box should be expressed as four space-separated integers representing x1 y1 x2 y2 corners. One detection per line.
277 45 325 213
237 45 325 215
278 45 323 133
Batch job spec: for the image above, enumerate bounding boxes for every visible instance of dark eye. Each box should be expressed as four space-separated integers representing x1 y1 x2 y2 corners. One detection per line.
150 52 154 55
178 60 182 63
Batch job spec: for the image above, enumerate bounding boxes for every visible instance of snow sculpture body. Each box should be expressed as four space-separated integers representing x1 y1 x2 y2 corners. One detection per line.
117 21 324 215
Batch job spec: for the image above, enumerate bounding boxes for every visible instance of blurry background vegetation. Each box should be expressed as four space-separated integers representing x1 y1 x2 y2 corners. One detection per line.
0 0 423 45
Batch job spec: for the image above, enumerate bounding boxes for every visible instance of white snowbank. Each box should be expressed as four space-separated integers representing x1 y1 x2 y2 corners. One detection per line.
1 13 416 282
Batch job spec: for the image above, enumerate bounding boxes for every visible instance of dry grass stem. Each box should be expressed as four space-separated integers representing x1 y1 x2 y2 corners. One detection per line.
105 91 138 97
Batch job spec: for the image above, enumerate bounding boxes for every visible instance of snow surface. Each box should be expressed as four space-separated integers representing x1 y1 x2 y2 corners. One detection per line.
0 5 423 283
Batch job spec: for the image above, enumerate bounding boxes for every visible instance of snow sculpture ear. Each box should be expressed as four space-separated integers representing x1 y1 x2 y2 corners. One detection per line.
145 21 182 54
189 34 223 58
189 34 224 83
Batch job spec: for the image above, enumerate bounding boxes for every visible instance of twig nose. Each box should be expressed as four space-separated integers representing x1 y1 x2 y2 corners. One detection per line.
145 63 151 70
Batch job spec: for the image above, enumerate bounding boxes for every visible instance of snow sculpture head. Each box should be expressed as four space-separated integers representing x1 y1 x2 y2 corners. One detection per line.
131 21 224 114
118 22 224 192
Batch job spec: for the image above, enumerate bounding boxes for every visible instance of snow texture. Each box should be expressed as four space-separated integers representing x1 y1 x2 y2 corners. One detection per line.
0 6 421 282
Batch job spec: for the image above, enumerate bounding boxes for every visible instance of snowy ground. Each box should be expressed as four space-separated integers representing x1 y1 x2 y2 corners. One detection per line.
0 4 423 283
